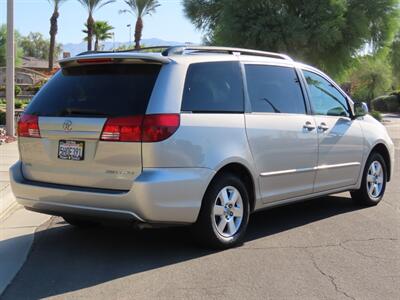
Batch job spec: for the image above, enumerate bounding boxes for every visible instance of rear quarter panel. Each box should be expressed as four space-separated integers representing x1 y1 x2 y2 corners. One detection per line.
142 113 255 169
141 113 260 205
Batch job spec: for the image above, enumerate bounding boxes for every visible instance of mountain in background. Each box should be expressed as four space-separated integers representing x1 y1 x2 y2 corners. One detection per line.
62 38 188 56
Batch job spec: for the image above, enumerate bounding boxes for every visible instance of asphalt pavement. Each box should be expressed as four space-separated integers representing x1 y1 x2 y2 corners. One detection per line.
1 116 399 300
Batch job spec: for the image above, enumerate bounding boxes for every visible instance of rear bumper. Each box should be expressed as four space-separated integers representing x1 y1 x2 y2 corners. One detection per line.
9 161 215 224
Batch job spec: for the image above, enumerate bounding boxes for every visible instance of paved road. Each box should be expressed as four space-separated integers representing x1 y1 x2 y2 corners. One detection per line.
2 118 399 300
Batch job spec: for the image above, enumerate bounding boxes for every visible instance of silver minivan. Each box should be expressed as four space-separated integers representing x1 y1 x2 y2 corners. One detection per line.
10 46 395 248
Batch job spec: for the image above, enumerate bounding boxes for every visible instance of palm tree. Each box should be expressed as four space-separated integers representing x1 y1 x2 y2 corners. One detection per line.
120 0 161 49
78 0 115 51
83 21 114 51
48 0 67 70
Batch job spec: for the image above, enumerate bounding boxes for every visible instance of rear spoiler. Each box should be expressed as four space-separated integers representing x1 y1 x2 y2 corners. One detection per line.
59 53 170 68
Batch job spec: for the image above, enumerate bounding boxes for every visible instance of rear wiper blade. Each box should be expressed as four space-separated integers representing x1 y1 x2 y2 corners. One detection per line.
59 108 109 117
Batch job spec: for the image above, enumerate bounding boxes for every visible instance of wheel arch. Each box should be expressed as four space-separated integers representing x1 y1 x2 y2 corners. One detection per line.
209 162 257 212
370 143 392 182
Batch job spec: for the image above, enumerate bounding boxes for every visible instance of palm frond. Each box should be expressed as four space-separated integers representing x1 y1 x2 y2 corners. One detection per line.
83 20 114 42
47 0 68 10
77 0 115 13
97 0 116 11
123 0 160 18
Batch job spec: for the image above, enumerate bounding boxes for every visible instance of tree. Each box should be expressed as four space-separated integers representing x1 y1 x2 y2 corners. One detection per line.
48 0 67 70
349 56 392 103
78 0 115 51
83 21 114 51
120 0 161 49
0 25 23 67
183 0 400 77
19 32 62 60
391 32 400 88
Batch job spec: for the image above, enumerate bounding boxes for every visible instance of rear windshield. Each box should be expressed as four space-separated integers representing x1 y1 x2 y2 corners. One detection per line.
26 63 161 117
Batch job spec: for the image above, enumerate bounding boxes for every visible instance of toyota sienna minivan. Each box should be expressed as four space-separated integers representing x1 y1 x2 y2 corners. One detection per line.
10 46 395 248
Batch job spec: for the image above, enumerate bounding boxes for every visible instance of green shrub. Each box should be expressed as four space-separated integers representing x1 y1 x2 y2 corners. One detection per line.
0 110 5 125
0 85 22 96
371 95 400 112
20 98 30 108
370 110 382 121
0 99 30 108
15 85 21 96
14 100 23 109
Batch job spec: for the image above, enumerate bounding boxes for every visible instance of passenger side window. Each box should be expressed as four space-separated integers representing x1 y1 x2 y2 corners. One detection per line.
182 62 244 113
303 70 350 117
245 65 306 114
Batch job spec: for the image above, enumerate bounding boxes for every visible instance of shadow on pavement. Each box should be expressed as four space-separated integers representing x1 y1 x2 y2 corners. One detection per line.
1 194 363 299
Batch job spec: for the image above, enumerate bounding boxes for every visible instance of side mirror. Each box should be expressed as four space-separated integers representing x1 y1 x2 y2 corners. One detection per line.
353 102 369 118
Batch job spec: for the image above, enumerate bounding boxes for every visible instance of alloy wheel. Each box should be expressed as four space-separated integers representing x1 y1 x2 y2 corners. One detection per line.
366 160 384 199
212 186 244 238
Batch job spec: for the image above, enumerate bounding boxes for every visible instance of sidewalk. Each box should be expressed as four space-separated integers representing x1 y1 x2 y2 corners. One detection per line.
0 208 50 294
0 142 19 220
0 141 50 294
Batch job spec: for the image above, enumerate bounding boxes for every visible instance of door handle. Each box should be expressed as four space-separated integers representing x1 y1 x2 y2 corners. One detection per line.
318 122 329 131
303 121 315 131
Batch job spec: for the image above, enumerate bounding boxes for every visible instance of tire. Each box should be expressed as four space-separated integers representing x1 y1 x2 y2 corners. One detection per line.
351 152 387 206
193 173 250 249
63 216 99 228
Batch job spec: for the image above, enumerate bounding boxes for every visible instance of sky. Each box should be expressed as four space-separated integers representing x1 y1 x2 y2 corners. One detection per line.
0 0 203 44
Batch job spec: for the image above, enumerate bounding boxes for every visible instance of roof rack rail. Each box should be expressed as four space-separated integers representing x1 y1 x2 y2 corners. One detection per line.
77 46 184 56
161 46 293 61
126 45 181 52
76 45 292 61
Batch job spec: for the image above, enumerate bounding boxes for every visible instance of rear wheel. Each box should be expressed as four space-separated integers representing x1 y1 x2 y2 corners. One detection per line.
63 216 99 228
193 173 250 249
351 152 387 206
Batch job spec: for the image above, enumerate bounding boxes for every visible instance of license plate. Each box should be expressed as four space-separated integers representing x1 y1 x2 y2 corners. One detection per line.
58 140 85 161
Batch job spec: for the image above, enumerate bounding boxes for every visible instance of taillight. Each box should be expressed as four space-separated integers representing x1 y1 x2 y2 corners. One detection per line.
142 114 180 142
100 116 143 142
18 114 41 138
100 114 180 143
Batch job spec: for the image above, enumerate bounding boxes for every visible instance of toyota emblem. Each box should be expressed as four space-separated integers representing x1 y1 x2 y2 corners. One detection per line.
63 120 73 132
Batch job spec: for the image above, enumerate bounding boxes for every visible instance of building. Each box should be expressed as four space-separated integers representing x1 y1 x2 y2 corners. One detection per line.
0 56 58 98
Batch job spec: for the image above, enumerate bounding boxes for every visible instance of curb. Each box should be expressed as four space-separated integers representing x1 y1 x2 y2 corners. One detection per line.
0 186 19 223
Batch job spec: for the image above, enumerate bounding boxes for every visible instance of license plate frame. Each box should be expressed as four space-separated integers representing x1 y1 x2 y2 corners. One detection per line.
58 140 85 161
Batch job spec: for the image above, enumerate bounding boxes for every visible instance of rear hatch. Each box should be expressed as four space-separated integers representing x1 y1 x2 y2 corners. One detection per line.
18 60 162 190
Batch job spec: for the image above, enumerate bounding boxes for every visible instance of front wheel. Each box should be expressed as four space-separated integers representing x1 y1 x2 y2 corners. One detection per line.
193 173 250 249
351 152 387 206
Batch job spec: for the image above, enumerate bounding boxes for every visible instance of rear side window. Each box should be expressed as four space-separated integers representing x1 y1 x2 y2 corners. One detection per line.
181 62 244 113
245 65 306 114
26 64 161 117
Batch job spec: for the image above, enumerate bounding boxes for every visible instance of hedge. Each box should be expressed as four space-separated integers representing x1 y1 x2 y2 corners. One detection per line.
371 95 400 112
